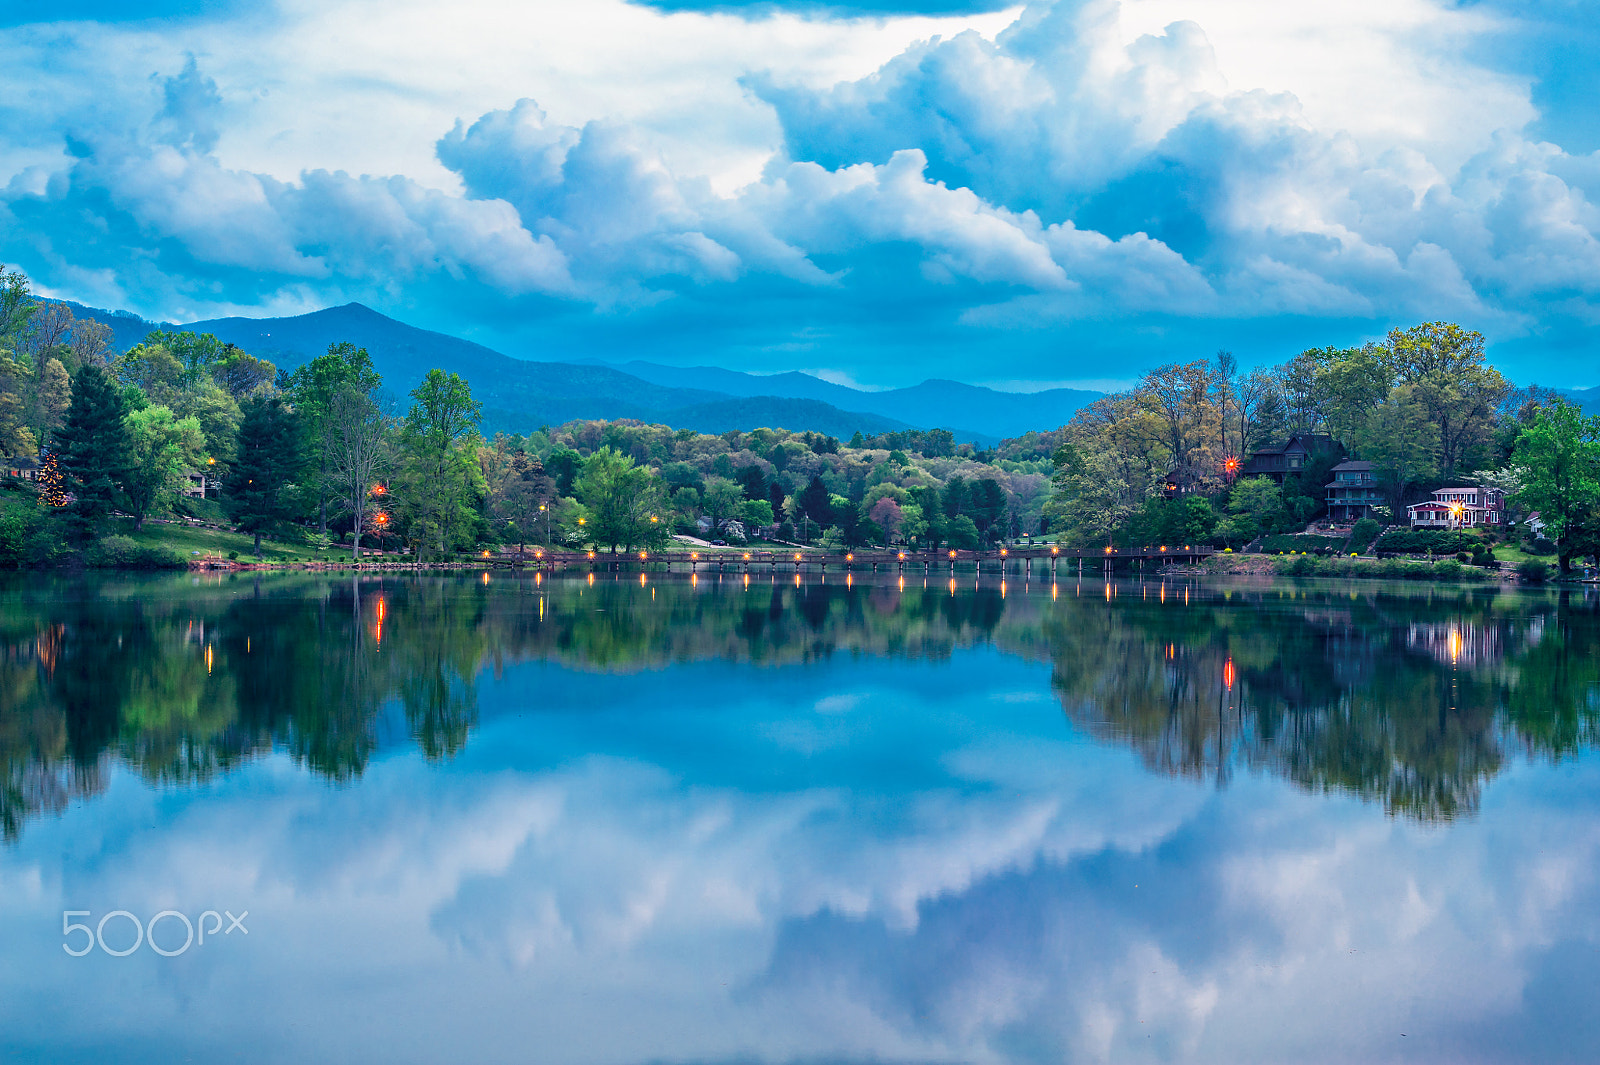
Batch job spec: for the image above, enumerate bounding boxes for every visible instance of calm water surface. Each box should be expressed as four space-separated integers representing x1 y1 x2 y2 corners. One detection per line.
1 571 1598 1064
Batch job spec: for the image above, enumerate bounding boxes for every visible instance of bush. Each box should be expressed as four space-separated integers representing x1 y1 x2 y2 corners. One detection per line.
1348 518 1382 554
1259 534 1346 555
0 508 38 568
1517 559 1552 582
1528 537 1558 556
1373 529 1486 555
227 551 239 560
85 535 184 569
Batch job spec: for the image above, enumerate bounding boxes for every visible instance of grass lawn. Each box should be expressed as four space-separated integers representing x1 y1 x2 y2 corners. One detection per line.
115 518 332 563
1492 542 1553 567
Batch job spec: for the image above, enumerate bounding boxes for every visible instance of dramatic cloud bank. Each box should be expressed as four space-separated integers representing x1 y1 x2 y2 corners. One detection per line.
1 0 1597 385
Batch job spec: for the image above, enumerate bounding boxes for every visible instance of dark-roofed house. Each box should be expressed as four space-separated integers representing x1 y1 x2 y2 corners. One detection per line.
1326 461 1383 521
1239 433 1335 482
4 456 40 481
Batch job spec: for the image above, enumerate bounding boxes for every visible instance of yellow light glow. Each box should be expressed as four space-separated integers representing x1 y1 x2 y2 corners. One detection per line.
690 552 699 560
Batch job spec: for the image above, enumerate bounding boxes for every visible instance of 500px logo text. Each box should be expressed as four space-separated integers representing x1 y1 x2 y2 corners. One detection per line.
62 909 249 957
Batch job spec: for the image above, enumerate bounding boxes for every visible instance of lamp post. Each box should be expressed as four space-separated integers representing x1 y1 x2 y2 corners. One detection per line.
540 501 549 545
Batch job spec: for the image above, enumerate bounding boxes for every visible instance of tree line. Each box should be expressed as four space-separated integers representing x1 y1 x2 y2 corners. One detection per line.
1045 323 1600 571
3 264 1594 569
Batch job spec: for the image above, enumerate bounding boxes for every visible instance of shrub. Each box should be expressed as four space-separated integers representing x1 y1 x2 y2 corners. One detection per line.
1348 518 1382 554
1528 537 1558 556
1517 559 1552 582
86 535 184 569
1373 530 1486 556
0 509 38 568
1259 534 1345 555
227 551 239 560
1431 560 1463 580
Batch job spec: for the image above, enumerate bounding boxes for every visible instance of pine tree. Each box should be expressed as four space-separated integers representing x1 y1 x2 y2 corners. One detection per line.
52 364 131 541
226 396 298 556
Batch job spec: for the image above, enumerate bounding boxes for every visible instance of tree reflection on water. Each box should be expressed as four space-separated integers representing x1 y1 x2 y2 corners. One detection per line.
2 573 1596 838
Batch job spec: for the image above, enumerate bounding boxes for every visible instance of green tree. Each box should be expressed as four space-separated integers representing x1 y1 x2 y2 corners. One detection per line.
701 476 744 538
397 370 483 560
52 364 132 541
226 396 300 555
123 406 204 530
0 265 35 340
1352 387 1438 514
287 342 381 534
735 464 767 502
797 475 833 538
575 447 668 553
1513 399 1600 573
947 514 981 549
1223 476 1284 543
1386 322 1511 479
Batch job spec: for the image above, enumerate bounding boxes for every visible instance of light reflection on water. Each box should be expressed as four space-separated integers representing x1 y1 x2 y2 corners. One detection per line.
0 572 1598 1064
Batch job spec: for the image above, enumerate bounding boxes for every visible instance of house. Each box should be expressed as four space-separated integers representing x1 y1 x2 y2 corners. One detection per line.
1325 461 1383 522
1406 486 1504 529
1239 433 1335 482
4 456 41 481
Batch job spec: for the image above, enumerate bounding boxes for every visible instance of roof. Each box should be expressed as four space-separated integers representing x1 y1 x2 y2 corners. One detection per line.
1249 432 1332 457
1331 460 1374 472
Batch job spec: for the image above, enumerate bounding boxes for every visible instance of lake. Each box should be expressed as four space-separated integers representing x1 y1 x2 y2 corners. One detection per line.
1 570 1598 1064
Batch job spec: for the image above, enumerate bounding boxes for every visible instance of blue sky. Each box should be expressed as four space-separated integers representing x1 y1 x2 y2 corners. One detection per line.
2 0 1598 389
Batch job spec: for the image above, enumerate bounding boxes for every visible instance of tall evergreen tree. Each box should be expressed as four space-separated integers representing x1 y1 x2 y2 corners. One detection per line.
53 364 131 541
797 475 833 537
226 396 299 556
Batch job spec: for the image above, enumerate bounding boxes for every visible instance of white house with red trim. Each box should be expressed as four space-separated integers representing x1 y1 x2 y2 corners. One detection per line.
1406 486 1505 528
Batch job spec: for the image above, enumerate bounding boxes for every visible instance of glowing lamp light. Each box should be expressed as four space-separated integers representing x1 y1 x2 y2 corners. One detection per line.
650 515 659 523
743 553 751 560
949 550 957 558
482 549 492 558
1105 546 1113 554
1160 545 1167 552
897 552 906 560
1050 546 1058 555
794 553 802 561
587 551 596 559
639 551 648 560
690 552 699 560
846 553 854 561
1000 548 1008 557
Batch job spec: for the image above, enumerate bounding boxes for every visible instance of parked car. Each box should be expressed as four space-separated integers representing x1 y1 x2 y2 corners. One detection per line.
710 539 728 546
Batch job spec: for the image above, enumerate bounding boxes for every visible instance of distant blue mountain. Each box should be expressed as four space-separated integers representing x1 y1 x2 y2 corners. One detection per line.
57 302 929 440
1559 386 1600 414
616 361 1104 440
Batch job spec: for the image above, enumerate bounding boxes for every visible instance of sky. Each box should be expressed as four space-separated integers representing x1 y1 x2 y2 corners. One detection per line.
1 0 1598 390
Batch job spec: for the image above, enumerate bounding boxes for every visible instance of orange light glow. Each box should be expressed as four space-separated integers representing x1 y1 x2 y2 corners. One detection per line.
1223 657 1235 691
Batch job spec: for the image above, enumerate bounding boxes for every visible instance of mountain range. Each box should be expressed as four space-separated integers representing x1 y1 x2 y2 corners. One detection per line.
58 301 1104 443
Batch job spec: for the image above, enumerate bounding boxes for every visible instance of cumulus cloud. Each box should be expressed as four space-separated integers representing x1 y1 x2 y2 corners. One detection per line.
2 0 1599 382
